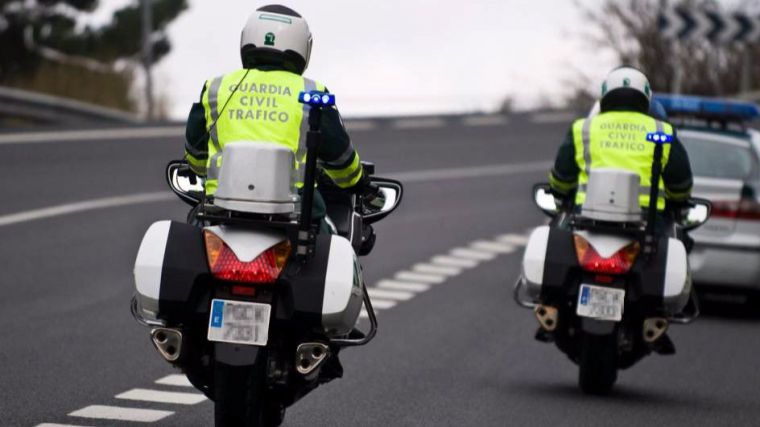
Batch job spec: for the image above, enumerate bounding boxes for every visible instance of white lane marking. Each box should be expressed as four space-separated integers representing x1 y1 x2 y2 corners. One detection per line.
368 288 416 301
431 255 479 268
471 240 516 254
0 192 173 227
155 374 193 387
36 424 93 427
450 248 497 261
497 233 530 245
462 115 509 127
68 406 174 423
115 388 207 405
0 126 184 145
390 160 551 183
368 299 397 309
413 263 462 276
531 112 577 124
394 271 447 284
377 280 431 292
4 161 549 228
392 117 446 129
344 120 377 132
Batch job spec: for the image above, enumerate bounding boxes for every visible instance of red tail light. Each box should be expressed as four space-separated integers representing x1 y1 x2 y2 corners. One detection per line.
204 231 291 283
574 235 640 275
711 200 760 220
711 185 760 221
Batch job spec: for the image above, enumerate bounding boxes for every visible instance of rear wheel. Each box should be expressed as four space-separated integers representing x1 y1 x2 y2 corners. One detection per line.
578 332 618 395
213 361 266 427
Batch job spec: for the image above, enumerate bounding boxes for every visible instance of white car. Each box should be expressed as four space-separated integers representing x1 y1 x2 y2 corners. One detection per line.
656 95 760 289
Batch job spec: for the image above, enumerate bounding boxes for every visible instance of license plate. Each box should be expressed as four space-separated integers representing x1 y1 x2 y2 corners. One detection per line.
207 299 271 346
576 284 625 322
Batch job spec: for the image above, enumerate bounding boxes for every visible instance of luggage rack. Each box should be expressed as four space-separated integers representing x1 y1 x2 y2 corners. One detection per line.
568 214 647 237
196 203 300 230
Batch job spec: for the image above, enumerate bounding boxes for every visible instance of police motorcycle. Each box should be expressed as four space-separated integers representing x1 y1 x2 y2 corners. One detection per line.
130 91 403 426
513 131 711 395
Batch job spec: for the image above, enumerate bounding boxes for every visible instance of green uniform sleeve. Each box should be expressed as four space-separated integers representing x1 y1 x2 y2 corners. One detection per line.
662 133 693 202
317 97 364 189
549 128 580 196
184 84 209 176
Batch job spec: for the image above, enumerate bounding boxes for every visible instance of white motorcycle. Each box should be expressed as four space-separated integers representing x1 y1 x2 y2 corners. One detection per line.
131 93 403 426
514 132 711 394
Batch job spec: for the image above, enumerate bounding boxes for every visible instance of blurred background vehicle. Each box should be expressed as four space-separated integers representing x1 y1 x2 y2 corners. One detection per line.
655 94 760 292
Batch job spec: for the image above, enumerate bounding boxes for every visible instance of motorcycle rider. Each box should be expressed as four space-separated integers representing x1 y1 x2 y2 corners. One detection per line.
549 67 693 222
183 4 379 231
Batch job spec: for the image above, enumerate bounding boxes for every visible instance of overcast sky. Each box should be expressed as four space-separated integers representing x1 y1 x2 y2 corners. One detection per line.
98 0 620 118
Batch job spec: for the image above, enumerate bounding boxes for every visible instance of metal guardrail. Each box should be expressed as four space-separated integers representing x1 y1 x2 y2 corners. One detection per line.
0 86 141 126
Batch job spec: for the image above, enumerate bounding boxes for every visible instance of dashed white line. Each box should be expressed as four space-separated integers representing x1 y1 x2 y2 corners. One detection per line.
431 255 480 268
367 288 416 301
395 271 447 284
462 115 509 127
392 117 446 129
344 120 377 131
115 388 207 405
377 280 431 292
155 374 193 387
497 233 530 245
358 231 532 323
450 247 497 261
530 112 576 124
68 405 174 423
471 240 516 254
369 299 398 309
413 263 462 276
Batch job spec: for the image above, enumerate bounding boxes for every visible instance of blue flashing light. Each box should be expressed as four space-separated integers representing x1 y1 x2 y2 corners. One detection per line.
646 132 673 144
298 91 335 107
653 94 760 122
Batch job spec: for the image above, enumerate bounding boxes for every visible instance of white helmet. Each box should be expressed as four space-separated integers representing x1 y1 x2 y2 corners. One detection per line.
600 66 652 112
240 5 313 74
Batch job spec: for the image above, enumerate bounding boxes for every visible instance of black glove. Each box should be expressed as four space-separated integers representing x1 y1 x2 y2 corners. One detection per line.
347 170 372 194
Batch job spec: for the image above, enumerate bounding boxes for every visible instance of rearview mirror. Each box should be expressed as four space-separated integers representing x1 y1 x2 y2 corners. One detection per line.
679 198 712 231
363 178 403 224
166 160 205 207
533 184 559 217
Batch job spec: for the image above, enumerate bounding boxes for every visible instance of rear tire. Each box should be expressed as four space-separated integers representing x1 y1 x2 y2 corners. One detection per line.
578 333 618 395
213 361 266 427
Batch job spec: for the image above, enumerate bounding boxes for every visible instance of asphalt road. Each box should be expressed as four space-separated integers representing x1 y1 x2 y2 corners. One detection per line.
1 114 759 426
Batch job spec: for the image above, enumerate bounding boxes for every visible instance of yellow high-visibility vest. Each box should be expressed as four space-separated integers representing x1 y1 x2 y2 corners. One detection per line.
572 111 674 210
198 69 325 195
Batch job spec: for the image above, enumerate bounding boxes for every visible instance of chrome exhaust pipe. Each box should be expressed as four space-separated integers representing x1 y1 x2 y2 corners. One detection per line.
534 305 558 332
295 343 330 375
150 327 182 362
643 317 669 343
